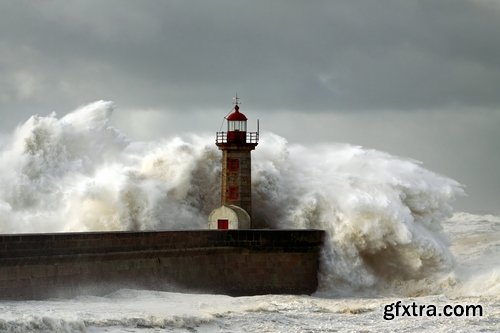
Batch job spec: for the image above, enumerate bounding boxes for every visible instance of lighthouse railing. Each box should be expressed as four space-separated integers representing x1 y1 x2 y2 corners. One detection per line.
246 132 259 143
216 132 227 143
216 132 259 144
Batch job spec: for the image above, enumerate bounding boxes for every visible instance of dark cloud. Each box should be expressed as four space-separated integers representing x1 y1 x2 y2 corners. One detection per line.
0 0 499 213
1 0 499 114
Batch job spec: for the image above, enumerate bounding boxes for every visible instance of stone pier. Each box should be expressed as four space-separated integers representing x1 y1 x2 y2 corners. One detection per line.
0 230 324 299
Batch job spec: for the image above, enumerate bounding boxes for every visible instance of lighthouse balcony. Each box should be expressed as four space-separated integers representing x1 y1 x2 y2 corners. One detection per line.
216 131 259 144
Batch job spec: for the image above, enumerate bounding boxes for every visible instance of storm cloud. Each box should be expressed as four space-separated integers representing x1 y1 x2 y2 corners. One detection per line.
0 0 499 213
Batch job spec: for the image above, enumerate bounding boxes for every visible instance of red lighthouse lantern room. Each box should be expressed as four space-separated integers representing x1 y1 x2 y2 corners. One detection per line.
226 105 247 143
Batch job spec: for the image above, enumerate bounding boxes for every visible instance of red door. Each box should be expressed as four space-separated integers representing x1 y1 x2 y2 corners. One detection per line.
217 219 229 229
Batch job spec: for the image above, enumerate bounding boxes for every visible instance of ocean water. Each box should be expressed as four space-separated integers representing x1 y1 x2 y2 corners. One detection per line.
0 102 498 332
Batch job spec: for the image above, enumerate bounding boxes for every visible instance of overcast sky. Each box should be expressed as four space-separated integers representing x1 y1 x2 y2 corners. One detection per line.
0 0 499 214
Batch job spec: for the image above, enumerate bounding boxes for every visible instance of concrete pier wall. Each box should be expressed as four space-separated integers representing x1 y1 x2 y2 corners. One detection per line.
0 230 324 300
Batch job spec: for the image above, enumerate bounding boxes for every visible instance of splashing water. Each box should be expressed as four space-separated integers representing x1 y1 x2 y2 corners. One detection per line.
0 101 465 293
0 101 220 233
251 135 464 293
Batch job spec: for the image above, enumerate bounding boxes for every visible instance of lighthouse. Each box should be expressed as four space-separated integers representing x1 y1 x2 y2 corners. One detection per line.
208 96 259 229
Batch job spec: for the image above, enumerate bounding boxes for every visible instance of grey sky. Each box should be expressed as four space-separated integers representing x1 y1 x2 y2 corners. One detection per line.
0 0 499 214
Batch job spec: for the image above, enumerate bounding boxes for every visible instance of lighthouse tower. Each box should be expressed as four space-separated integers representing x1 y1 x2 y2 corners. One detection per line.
208 96 259 229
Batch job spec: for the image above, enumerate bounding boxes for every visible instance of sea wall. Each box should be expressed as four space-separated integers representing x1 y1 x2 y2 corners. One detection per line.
0 230 324 299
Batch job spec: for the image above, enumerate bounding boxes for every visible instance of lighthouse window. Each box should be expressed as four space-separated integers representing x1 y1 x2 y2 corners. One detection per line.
228 186 239 200
228 120 247 132
228 158 239 171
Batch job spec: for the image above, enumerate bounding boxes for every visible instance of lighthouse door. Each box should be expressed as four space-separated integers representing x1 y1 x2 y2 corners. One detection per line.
217 219 229 230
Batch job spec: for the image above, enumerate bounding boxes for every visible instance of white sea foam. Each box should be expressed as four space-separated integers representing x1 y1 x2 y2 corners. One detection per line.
443 213 500 297
252 135 464 292
0 101 498 332
0 101 474 292
0 286 497 333
0 101 219 233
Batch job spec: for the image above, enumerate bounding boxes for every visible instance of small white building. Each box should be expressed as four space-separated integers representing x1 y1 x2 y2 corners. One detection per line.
208 205 251 230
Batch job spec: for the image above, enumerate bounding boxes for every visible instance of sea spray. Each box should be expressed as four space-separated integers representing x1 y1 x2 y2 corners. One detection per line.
252 134 464 292
0 101 465 293
0 101 220 233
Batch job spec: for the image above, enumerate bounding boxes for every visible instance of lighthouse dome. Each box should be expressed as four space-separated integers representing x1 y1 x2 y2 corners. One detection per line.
226 105 248 121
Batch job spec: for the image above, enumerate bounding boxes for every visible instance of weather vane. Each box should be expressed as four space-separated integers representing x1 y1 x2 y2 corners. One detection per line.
233 93 241 106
